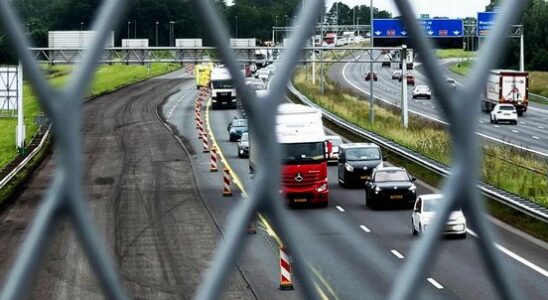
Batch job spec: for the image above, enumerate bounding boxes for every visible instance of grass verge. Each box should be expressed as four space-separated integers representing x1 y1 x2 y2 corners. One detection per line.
436 49 476 59
0 63 180 168
293 67 548 239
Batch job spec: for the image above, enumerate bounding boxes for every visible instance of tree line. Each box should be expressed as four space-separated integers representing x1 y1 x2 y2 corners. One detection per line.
1 0 546 71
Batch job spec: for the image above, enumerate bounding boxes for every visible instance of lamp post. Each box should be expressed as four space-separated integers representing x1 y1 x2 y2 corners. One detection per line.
127 21 131 39
235 16 238 38
169 21 175 46
134 19 137 39
80 22 84 31
369 0 375 123
155 21 159 46
274 15 278 44
357 17 360 37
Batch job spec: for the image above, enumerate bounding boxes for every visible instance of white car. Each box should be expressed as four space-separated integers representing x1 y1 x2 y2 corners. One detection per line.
490 104 518 125
412 85 432 99
325 135 343 164
411 194 467 238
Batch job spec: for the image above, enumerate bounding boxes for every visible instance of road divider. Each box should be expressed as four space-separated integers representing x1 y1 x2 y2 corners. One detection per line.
222 167 233 197
279 246 294 290
209 146 218 172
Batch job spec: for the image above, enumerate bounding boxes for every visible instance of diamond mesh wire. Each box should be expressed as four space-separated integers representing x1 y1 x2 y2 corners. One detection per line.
0 0 529 299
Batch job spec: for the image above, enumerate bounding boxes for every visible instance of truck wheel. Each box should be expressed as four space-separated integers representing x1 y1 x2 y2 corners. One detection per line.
517 111 523 117
412 220 418 236
490 116 493 124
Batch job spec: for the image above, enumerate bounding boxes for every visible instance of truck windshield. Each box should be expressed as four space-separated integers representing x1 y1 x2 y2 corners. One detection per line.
212 80 234 89
282 142 325 164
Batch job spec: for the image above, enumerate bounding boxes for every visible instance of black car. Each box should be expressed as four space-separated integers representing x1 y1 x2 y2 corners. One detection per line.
237 132 249 158
365 167 417 209
338 143 385 187
227 118 248 142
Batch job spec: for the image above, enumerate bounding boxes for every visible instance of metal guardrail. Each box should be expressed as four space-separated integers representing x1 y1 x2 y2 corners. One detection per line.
288 82 548 223
0 127 51 191
530 92 548 104
0 0 533 299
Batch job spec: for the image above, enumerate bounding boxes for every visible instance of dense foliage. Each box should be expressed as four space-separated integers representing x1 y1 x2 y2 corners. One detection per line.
1 0 546 71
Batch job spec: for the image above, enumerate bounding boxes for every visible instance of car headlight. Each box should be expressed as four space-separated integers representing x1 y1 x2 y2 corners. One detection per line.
408 185 416 192
345 163 354 172
317 183 328 193
374 186 381 194
212 99 218 103
456 215 466 224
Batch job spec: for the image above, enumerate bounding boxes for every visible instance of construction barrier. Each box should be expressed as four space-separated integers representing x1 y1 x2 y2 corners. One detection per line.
202 131 210 152
222 167 232 197
198 120 205 139
279 246 294 290
209 147 218 172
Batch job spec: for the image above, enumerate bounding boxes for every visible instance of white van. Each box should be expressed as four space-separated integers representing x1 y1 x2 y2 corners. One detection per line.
210 67 237 109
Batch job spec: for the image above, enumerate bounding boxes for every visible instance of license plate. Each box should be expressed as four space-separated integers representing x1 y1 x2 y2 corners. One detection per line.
504 113 510 116
294 198 307 203
360 176 369 179
390 195 403 200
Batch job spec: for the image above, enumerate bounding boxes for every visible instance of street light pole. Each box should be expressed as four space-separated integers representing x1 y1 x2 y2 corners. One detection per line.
134 19 137 39
155 21 159 46
369 0 375 123
127 21 131 39
169 21 175 46
80 22 84 31
235 16 238 38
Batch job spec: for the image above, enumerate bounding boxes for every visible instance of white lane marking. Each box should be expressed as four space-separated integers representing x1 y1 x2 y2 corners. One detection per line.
532 136 540 140
539 126 545 129
512 130 519 133
520 121 526 124
467 229 548 278
427 278 444 289
360 225 371 233
494 125 500 128
341 63 548 157
390 250 405 259
431 106 435 109
166 96 185 119
479 120 484 123
336 205 345 213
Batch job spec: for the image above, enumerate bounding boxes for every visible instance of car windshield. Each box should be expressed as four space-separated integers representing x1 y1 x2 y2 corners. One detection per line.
374 170 409 182
212 79 234 89
328 138 343 147
499 106 515 111
346 148 380 161
249 82 266 90
423 198 439 212
231 120 247 128
282 142 325 164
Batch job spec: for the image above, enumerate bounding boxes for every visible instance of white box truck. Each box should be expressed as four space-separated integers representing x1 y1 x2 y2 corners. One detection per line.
483 70 529 116
210 67 237 109
249 103 330 207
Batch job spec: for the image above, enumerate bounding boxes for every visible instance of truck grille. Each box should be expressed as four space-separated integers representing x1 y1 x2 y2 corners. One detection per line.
282 172 321 187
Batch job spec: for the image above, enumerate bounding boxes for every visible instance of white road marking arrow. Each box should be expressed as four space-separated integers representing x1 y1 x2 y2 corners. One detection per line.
427 30 434 35
375 31 382 36
401 31 407 35
453 30 461 35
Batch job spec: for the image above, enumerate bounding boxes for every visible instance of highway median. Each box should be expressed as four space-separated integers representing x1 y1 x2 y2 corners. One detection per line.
291 67 548 240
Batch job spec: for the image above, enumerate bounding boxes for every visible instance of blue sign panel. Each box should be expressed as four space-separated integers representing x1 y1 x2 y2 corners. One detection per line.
477 12 496 37
373 19 463 38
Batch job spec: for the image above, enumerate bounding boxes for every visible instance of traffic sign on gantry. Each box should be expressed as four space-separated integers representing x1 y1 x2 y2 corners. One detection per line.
477 12 497 37
373 19 463 38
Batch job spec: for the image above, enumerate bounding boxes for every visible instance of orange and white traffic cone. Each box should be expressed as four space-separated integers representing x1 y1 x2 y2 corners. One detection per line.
198 120 205 139
202 132 210 152
222 167 232 197
279 246 294 290
209 147 218 172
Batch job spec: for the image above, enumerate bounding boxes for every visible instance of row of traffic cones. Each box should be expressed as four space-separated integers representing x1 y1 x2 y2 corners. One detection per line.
195 88 292 290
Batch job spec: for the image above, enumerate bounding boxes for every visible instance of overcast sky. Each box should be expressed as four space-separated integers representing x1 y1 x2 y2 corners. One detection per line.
325 0 491 18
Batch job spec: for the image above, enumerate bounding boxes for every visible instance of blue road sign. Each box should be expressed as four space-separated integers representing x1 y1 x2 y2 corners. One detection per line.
373 19 463 38
477 12 497 37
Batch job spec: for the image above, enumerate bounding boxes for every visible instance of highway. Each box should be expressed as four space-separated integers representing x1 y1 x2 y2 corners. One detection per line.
161 70 548 299
328 56 548 156
0 69 546 299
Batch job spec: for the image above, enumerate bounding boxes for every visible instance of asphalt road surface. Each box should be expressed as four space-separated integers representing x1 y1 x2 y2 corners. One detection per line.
328 56 548 156
164 81 548 299
0 70 254 300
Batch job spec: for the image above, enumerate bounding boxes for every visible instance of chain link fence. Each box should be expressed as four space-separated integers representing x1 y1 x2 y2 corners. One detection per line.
0 0 529 299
